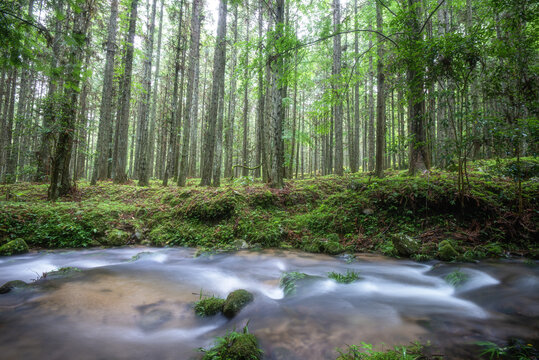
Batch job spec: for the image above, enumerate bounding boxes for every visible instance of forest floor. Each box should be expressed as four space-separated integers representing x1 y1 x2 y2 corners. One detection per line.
1 157 538 260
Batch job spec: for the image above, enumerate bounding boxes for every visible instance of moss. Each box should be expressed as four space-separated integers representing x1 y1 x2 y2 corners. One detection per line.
222 289 254 318
391 234 420 257
438 240 459 261
0 280 30 294
0 238 29 256
45 267 82 279
202 331 262 360
194 297 225 317
102 229 130 246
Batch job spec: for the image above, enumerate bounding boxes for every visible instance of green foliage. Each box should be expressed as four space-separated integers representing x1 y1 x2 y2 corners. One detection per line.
279 271 307 296
194 296 226 317
445 270 469 287
328 270 361 284
201 325 263 360
477 339 538 360
336 341 428 360
0 238 28 256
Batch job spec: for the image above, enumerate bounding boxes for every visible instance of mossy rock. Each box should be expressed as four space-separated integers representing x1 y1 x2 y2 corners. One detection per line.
222 289 254 318
0 238 29 256
102 229 130 246
0 280 30 294
45 267 82 280
391 234 420 257
438 240 459 261
195 297 225 317
202 332 262 360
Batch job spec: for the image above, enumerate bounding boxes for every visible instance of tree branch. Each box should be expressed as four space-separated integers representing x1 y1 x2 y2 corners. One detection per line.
0 8 52 44
419 0 446 35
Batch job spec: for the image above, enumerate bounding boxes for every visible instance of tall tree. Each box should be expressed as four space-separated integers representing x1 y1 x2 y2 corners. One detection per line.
200 0 228 186
91 0 119 184
332 0 343 176
136 0 158 186
112 0 139 183
374 0 385 177
178 0 202 187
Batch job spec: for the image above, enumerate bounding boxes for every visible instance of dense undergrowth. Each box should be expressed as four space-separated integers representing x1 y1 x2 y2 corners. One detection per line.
0 158 537 260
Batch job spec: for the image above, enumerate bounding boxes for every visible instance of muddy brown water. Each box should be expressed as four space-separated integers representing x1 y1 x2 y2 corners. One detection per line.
0 248 537 359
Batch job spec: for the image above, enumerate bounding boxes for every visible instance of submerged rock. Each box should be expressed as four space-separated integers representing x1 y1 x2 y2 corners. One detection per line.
222 289 254 318
0 280 29 294
138 308 173 331
391 234 420 257
0 238 29 256
45 267 82 280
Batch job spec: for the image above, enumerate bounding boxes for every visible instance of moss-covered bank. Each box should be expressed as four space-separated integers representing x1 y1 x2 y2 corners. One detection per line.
1 161 537 261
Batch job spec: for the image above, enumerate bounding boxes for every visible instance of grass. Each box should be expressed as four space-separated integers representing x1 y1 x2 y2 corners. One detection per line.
445 270 469 287
0 162 537 260
335 341 438 360
328 270 361 284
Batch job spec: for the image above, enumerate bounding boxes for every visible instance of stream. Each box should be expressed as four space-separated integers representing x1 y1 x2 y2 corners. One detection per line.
0 248 537 359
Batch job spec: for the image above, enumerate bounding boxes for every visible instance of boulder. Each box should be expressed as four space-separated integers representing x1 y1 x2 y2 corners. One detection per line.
222 289 254 318
194 297 225 317
391 234 420 257
0 280 29 294
0 238 29 256
438 240 459 261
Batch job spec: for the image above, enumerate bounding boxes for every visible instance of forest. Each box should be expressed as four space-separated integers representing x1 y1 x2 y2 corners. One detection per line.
0 0 538 358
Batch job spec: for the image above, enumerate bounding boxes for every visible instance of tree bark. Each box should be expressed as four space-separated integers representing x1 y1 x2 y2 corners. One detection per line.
200 0 227 186
333 0 343 176
112 0 139 183
91 0 118 184
374 0 386 178
178 0 202 186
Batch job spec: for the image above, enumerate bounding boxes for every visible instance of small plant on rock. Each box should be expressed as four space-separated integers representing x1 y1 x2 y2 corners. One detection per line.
328 270 361 284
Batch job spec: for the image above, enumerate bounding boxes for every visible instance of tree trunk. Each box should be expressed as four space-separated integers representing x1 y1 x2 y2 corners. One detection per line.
112 0 139 183
241 0 251 177
177 0 202 186
136 0 158 187
148 0 164 178
374 0 385 178
224 4 239 179
162 0 184 186
200 0 227 186
268 0 285 188
91 0 118 184
332 0 343 176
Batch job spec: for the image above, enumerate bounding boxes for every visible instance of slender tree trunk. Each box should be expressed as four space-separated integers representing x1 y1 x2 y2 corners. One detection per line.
91 0 118 184
49 0 93 199
374 0 385 177
113 0 139 183
162 0 184 186
332 0 343 176
269 0 285 188
367 23 375 172
407 0 429 174
224 4 238 179
148 0 164 178
178 0 202 186
241 0 251 177
200 0 227 186
136 0 158 186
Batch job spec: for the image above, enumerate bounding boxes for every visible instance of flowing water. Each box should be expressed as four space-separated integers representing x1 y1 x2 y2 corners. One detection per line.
0 248 537 359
